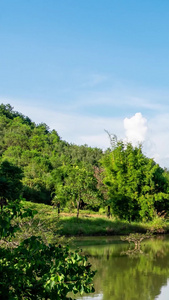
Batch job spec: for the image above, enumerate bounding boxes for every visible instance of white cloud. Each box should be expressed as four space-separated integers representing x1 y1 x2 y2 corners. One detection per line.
124 113 148 146
123 112 169 169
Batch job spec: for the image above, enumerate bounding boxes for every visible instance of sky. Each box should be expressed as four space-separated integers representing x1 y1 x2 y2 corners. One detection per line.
1 0 169 168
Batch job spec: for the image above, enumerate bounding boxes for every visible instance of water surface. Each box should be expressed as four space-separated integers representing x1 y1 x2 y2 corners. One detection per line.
73 235 169 300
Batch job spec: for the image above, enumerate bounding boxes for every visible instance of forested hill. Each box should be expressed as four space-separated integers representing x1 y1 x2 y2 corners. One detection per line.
1 103 169 221
0 103 103 206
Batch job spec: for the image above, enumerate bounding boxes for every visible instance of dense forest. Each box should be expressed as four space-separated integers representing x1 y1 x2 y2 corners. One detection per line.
1 103 169 221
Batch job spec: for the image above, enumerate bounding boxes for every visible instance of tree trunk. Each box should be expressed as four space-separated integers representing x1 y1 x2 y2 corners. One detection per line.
107 205 111 218
57 202 60 215
76 200 80 218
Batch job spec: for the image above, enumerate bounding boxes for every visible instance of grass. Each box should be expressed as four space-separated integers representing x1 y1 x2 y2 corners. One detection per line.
58 216 148 236
21 201 169 237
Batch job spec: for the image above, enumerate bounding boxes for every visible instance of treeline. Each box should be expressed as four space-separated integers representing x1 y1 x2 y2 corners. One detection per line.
1 103 169 221
0 104 103 214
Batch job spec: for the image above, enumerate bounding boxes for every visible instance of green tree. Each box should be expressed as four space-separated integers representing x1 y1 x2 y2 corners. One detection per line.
101 138 169 221
54 163 99 217
93 166 110 216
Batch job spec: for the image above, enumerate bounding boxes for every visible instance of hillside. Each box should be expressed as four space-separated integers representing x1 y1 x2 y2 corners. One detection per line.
0 103 103 208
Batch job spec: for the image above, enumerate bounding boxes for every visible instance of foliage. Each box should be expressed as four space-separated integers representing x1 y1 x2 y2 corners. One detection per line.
0 104 102 208
149 210 167 233
101 137 169 221
0 238 95 300
53 163 99 217
0 160 23 203
93 166 110 216
0 161 96 299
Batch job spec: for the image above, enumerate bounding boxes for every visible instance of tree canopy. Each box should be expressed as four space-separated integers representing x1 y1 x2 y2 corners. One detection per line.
101 138 169 221
0 104 102 208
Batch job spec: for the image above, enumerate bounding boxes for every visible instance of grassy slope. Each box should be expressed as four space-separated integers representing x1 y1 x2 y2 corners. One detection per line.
22 201 169 237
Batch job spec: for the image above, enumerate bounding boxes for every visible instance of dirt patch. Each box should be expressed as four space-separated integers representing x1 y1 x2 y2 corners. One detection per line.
60 212 107 218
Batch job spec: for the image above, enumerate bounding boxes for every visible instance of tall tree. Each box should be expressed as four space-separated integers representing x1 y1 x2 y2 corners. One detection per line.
53 163 99 217
101 138 169 221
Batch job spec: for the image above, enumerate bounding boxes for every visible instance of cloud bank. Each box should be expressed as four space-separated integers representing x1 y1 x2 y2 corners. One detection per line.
124 113 148 146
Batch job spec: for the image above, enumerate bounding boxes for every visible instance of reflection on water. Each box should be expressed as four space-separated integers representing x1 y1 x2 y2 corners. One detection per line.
73 235 169 300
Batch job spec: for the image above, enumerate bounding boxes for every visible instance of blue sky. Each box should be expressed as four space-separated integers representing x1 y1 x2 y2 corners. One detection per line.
1 0 169 167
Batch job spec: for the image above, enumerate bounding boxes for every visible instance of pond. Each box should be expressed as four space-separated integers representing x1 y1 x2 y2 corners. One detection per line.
72 235 169 300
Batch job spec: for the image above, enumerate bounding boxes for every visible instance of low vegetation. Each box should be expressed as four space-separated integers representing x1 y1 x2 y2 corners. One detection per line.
22 201 169 237
0 162 95 299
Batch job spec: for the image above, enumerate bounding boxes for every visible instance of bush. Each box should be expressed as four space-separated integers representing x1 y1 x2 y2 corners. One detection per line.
0 200 96 299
